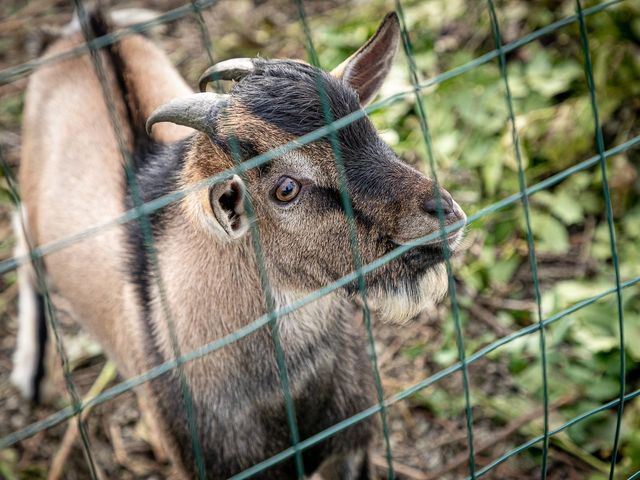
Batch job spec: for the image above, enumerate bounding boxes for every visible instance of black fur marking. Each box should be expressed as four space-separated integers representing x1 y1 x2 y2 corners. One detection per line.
124 138 191 363
307 186 343 213
124 138 190 294
228 138 261 163
209 134 269 176
233 60 404 202
32 292 47 404
361 241 446 302
86 10 147 140
308 186 375 231
357 452 372 480
174 317 375 478
234 59 372 143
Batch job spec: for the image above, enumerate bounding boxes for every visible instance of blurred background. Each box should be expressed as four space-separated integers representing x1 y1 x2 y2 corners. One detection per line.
0 0 639 478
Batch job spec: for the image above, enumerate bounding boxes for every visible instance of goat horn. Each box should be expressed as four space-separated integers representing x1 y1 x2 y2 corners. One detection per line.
198 58 255 92
146 92 229 135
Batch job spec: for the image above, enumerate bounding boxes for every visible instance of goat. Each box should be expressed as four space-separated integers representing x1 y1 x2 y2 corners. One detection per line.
11 10 466 479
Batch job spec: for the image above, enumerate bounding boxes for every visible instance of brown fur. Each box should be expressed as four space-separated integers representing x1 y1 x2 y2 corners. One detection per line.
21 34 131 364
114 35 194 143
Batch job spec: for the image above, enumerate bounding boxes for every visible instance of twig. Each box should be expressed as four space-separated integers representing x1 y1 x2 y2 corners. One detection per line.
429 430 470 450
371 454 428 480
423 411 538 479
48 361 117 480
374 394 577 480
549 432 610 473
109 422 129 467
423 394 577 479
466 302 511 337
479 296 536 312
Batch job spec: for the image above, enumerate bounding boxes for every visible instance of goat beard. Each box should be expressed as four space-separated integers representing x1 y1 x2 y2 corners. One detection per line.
366 263 449 324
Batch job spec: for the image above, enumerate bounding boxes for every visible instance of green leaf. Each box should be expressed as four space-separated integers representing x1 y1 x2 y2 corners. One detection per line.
489 256 520 286
527 210 570 253
401 342 427 361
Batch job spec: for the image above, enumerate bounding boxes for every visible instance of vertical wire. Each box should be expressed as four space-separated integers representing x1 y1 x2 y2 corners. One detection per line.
192 8 303 480
293 1 396 477
71 1 207 477
0 1 621 276
0 147 99 479
486 2 550 477
394 1 476 477
575 2 626 478
223 132 305 478
190 0 215 65
191 2 305 475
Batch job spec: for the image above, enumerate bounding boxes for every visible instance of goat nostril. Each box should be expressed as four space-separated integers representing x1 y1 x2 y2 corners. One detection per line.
422 190 454 217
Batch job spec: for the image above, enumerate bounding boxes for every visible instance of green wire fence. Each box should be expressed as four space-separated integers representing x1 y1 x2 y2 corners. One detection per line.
0 0 638 479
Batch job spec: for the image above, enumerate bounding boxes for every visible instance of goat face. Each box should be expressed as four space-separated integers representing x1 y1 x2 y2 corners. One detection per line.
149 13 466 323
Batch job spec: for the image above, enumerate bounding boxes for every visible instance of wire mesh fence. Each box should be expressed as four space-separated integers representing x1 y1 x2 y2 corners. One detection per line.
0 0 638 478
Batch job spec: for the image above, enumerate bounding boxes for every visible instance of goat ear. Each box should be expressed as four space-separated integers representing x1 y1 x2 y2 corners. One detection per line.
209 175 250 240
331 12 400 106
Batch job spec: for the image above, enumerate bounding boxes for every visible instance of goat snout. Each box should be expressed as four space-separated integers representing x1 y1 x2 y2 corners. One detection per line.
389 183 466 248
422 188 465 224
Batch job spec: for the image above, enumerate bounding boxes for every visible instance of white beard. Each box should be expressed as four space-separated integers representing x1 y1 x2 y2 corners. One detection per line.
367 263 449 324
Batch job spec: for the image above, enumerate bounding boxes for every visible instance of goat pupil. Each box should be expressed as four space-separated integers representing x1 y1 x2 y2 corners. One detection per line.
275 176 300 203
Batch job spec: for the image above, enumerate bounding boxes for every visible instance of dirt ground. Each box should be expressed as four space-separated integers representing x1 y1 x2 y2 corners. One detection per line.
0 0 617 479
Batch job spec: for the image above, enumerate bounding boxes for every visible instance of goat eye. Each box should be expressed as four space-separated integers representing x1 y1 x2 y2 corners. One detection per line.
274 177 301 203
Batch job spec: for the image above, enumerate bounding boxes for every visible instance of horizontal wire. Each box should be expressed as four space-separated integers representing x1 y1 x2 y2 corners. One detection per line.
2 268 637 452
0 0 619 86
470 386 640 479
0 0 221 85
0 133 638 449
0 0 623 277
234 351 640 479
1 127 637 284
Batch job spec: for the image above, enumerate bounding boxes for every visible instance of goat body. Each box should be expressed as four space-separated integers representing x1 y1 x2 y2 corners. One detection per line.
13 11 466 479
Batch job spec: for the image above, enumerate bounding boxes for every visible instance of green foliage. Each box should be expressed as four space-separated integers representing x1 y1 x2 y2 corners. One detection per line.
310 0 639 475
